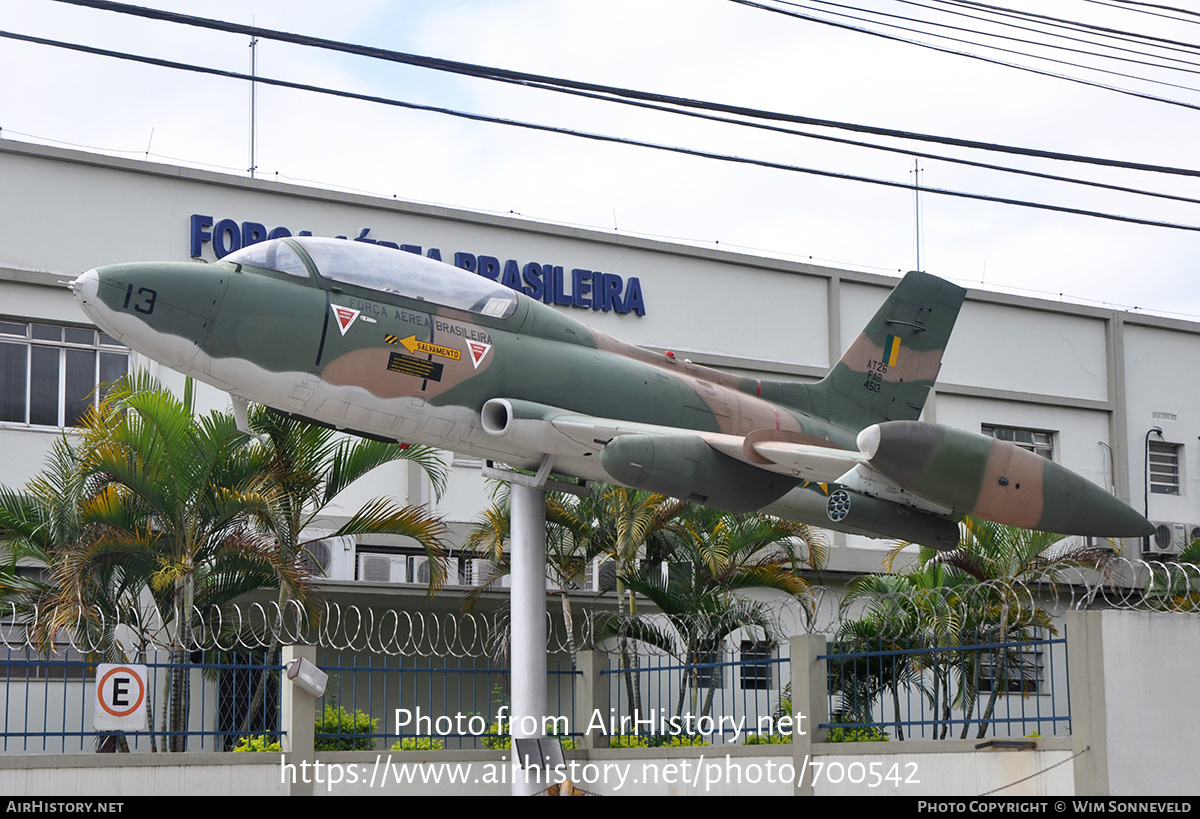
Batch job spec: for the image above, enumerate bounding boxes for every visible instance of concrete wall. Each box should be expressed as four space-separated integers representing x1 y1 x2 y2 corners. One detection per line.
0 754 287 797
1068 610 1200 796
811 743 1075 797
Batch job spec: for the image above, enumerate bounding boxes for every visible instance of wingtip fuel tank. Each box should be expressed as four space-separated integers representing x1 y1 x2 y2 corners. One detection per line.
857 421 1154 538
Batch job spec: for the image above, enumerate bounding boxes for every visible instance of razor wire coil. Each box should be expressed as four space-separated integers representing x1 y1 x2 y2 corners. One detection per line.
4 558 1199 656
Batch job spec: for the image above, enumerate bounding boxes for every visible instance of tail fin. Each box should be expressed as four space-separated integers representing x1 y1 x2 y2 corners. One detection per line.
773 271 966 433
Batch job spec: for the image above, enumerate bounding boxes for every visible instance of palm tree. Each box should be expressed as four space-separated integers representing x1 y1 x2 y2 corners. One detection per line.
619 507 826 720
837 564 972 740
249 404 448 590
463 484 600 668
1144 538 1200 611
58 373 304 751
238 404 449 733
0 432 176 752
843 518 1118 739
0 437 78 627
925 519 1117 738
587 485 694 717
463 483 690 713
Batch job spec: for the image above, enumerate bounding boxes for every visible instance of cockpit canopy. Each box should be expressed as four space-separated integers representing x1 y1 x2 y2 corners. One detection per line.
223 237 519 320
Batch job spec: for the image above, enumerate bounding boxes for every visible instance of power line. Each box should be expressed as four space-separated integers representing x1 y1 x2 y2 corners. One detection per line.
11 17 1200 208
1083 0 1200 23
926 0 1200 59
729 0 1200 112
891 0 1200 71
47 0 1200 178
778 0 1200 80
4 28 1199 234
940 0 1200 50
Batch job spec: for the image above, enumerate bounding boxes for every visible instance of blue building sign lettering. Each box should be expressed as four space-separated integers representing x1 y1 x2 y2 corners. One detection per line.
189 214 646 316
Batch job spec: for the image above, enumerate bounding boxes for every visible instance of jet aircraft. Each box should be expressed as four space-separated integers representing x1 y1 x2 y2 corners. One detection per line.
71 236 1153 550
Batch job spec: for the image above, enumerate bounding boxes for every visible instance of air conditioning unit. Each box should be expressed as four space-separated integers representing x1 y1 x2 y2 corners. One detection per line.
301 540 333 577
410 556 432 586
1145 522 1187 557
358 553 407 583
297 533 355 580
584 556 617 592
464 558 498 587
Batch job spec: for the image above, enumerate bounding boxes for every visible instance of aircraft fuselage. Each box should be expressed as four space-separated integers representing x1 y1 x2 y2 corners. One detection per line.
72 237 1153 550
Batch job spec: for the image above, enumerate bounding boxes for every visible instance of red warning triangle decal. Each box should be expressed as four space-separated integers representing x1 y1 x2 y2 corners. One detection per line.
467 340 491 369
331 304 360 335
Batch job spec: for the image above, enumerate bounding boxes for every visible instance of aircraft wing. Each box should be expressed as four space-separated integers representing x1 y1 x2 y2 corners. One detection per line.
701 434 868 483
480 397 866 485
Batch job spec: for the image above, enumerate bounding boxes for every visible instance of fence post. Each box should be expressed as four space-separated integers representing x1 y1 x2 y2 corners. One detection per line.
790 634 828 797
280 644 316 797
576 649 608 749
1066 610 1108 796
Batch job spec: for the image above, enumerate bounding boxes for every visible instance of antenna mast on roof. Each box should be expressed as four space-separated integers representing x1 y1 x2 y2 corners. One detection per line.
248 26 258 179
911 158 923 272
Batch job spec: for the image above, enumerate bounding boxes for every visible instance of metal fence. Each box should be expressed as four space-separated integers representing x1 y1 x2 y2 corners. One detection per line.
821 630 1070 741
8 561 1200 754
603 642 792 747
1 646 281 754
0 634 1071 753
312 651 580 750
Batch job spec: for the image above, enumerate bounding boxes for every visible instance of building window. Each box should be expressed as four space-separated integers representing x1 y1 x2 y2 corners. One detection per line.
0 628 88 681
978 647 1043 695
981 425 1054 460
740 640 773 691
1149 442 1181 495
0 321 128 428
695 645 724 689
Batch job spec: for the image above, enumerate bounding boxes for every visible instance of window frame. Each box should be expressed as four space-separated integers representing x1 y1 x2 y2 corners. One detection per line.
739 640 773 691
1149 441 1182 496
0 319 129 429
981 424 1055 461
977 646 1045 696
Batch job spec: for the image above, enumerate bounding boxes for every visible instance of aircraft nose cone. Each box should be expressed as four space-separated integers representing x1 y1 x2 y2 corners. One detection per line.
72 268 100 305
1039 470 1156 539
71 267 117 339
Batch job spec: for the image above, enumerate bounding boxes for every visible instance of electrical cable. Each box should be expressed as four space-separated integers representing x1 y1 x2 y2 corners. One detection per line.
1083 0 1200 23
728 0 1200 111
47 0 1200 177
4 28 1198 234
889 0 1200 70
938 0 1200 50
925 0 1200 60
506 76 1200 208
774 0 1200 80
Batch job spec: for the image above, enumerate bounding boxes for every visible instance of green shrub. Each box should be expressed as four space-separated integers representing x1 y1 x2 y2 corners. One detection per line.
314 705 378 751
390 736 445 751
826 724 889 742
608 733 708 748
481 721 576 751
233 734 281 752
743 732 792 745
481 723 510 750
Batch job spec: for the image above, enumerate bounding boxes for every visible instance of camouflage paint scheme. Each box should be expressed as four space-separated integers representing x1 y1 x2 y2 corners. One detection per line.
72 237 1153 550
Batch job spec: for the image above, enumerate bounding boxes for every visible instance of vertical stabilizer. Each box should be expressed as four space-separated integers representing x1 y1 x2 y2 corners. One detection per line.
778 271 966 433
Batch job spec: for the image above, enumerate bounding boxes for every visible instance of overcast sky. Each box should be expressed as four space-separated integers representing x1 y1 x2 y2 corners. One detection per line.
2 0 1198 319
